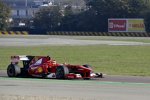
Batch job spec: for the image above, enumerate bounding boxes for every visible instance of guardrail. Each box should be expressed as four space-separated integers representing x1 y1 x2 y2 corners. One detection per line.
0 31 29 35
47 32 150 37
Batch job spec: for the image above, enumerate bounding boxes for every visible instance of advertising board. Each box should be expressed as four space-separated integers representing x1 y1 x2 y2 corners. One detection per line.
128 19 145 32
108 19 126 32
108 19 145 32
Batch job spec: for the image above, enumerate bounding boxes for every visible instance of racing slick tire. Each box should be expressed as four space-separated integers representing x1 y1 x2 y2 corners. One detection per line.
83 64 92 80
56 65 69 79
7 64 21 77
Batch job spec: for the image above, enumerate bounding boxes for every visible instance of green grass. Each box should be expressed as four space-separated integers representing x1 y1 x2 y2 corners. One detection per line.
1 45 150 76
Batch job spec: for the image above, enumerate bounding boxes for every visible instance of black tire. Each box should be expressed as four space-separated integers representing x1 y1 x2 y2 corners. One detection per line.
7 64 20 77
83 64 92 80
56 65 69 79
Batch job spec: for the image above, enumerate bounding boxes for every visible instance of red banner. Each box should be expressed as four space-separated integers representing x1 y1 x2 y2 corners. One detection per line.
108 19 126 32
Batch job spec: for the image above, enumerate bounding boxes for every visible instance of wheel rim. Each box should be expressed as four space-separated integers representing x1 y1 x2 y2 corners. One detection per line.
7 65 15 77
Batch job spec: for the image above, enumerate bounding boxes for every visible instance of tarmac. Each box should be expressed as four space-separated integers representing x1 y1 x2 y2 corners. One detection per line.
0 35 150 46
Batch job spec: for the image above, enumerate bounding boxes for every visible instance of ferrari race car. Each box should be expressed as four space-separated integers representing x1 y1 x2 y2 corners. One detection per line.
7 55 103 79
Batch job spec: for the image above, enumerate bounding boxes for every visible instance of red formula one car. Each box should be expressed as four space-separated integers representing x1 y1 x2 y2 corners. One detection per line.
7 55 103 79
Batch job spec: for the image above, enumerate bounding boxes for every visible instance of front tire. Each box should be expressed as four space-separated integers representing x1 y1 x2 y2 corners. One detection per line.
7 64 21 77
83 64 92 80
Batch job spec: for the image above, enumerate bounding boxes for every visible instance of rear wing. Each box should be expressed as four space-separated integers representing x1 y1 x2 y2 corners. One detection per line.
11 55 29 64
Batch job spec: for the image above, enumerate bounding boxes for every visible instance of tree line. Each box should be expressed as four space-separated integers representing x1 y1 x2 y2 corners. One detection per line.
1 0 150 32
0 1 10 30
33 0 150 32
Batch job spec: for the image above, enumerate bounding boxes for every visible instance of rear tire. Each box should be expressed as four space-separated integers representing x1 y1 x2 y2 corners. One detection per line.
56 65 69 79
7 64 21 77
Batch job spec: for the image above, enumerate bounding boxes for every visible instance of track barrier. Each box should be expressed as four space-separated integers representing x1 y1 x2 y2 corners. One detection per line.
0 31 29 35
47 32 150 37
1 31 150 37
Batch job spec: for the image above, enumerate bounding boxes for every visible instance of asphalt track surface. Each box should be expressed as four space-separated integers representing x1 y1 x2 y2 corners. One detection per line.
0 70 150 100
0 70 150 83
0 35 150 100
1 35 150 46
